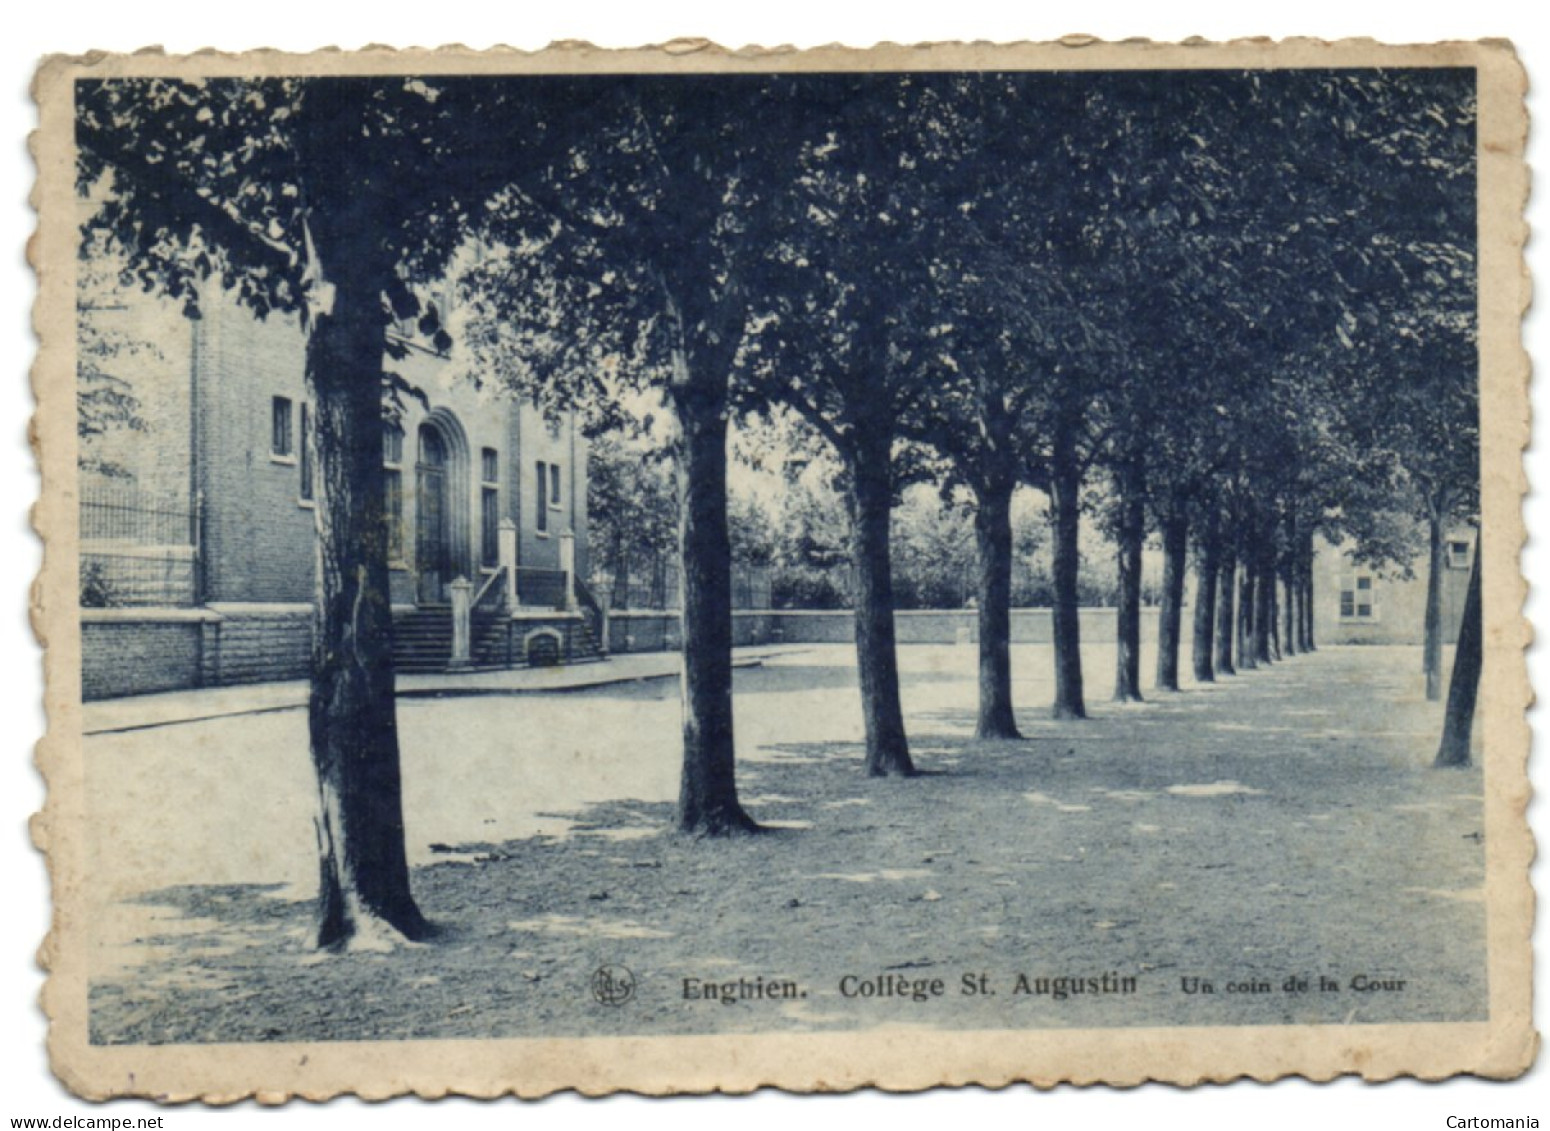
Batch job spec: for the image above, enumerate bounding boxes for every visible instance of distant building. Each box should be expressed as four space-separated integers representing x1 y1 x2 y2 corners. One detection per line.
1312 529 1476 647
79 282 597 700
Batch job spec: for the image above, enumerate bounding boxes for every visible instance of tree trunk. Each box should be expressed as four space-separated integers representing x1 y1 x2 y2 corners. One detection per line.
1435 535 1482 768
1299 530 1316 652
670 376 758 835
1192 515 1219 683
1263 539 1280 661
1285 571 1300 657
1268 574 1282 659
1237 547 1258 670
1302 565 1312 648
1214 544 1237 676
974 479 1023 737
1277 567 1289 656
1112 470 1145 704
1254 552 1275 666
1154 509 1188 692
846 434 917 773
305 266 431 950
1049 454 1087 719
1303 566 1316 651
1279 513 1297 657
1423 511 1445 700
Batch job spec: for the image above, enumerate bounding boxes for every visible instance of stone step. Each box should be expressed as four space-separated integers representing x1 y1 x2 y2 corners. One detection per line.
392 607 589 672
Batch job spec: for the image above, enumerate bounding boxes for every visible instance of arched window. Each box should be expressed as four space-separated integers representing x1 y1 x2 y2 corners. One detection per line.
418 426 447 469
410 410 473 605
416 424 451 602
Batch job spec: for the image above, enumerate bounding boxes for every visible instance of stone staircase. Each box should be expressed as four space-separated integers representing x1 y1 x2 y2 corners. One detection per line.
391 606 508 673
569 576 609 665
391 605 607 672
569 616 606 664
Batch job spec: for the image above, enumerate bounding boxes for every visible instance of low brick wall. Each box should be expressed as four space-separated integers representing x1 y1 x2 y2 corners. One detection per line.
84 604 1171 698
81 609 216 700
82 604 603 700
605 607 1162 653
205 604 314 687
606 610 778 653
772 607 1162 644
81 604 314 700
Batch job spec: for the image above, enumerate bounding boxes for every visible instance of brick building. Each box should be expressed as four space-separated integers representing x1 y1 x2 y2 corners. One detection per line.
79 283 594 700
1312 528 1476 647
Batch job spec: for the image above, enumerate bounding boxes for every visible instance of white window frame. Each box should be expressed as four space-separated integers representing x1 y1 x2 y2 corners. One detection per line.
270 396 296 464
383 423 406 566
480 447 500 570
1339 573 1380 622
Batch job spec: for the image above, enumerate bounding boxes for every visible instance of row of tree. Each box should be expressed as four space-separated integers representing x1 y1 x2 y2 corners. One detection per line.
588 437 1143 613
77 68 1480 949
453 72 1479 772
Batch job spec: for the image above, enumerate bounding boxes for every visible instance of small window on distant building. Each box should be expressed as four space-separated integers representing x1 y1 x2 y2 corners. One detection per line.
1447 539 1471 570
1341 575 1376 620
298 403 314 502
383 423 405 561
549 462 562 508
272 397 294 459
481 448 499 567
535 460 549 534
1356 577 1373 618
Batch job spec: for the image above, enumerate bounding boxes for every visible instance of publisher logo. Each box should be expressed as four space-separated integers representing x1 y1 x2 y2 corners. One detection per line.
591 964 636 1007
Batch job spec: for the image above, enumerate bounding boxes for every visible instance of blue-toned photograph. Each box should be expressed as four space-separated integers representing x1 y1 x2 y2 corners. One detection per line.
61 56 1504 1066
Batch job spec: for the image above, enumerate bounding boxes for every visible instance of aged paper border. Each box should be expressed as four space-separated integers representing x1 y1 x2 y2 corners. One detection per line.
30 37 1534 1099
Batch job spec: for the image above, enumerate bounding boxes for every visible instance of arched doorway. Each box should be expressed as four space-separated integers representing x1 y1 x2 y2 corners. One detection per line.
414 411 472 604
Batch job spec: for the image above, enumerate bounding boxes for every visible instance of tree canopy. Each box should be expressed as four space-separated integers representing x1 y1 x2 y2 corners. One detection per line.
78 66 1480 942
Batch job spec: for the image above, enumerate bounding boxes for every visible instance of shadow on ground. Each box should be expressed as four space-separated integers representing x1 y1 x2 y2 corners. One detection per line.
88 647 1486 1045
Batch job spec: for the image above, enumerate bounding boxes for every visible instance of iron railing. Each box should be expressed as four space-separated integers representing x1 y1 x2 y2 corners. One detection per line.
573 575 606 652
79 485 200 607
471 566 508 612
80 486 198 546
592 563 770 611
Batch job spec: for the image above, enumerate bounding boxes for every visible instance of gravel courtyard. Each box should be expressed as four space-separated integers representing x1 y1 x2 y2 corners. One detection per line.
85 642 1487 1043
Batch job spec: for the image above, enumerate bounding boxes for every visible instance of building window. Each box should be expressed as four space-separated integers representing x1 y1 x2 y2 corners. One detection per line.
384 423 405 561
481 447 499 568
1447 539 1472 570
535 460 548 534
1340 575 1376 620
549 462 562 509
271 397 294 459
298 403 314 502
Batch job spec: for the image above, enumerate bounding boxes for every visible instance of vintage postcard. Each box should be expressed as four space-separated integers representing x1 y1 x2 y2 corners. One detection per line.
30 38 1533 1099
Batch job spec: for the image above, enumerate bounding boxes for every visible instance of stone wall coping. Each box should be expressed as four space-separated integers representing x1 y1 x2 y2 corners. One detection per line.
206 603 315 617
81 603 1157 625
608 606 1158 618
80 607 222 624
